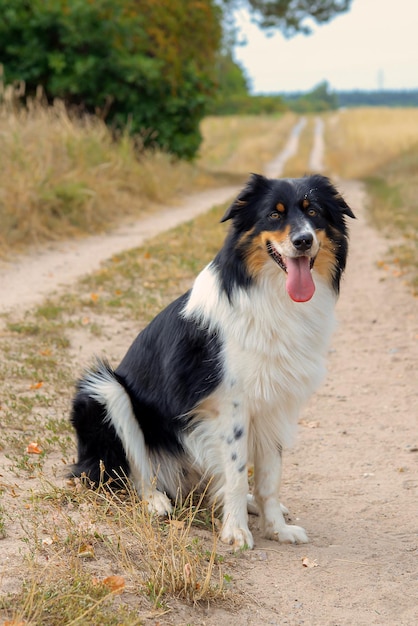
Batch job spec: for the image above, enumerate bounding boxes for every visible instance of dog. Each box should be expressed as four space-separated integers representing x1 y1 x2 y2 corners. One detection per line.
70 173 354 549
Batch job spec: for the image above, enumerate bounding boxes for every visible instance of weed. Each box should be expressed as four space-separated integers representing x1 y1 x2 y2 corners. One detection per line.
365 147 418 292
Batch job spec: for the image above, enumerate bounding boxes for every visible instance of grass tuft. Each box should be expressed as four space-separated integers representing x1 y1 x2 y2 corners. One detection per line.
364 147 418 293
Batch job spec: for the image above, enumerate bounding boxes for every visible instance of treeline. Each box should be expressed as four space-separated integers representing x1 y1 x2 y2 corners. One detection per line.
0 0 352 159
0 0 222 160
336 90 418 108
281 83 418 112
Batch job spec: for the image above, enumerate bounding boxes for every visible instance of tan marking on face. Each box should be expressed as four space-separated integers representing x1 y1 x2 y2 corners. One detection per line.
313 231 337 282
276 202 285 213
244 227 291 277
302 198 309 209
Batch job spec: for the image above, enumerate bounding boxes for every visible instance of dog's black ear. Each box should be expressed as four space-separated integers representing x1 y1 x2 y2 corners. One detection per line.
220 173 270 223
331 183 356 219
309 175 356 220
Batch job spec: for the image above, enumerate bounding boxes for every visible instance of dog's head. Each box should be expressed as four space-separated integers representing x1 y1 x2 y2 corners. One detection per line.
221 174 355 302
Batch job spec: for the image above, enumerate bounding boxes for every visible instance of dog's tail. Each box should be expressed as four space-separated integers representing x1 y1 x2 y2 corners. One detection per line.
69 359 130 487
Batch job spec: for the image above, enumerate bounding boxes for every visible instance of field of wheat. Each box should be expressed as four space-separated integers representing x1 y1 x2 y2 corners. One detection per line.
324 107 418 178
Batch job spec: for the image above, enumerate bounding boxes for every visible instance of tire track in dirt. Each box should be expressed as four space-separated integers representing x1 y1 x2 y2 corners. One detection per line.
0 187 238 316
309 117 325 172
264 117 307 178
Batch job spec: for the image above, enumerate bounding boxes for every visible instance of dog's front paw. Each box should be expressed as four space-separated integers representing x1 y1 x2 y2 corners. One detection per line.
221 523 254 550
145 490 173 517
264 523 308 544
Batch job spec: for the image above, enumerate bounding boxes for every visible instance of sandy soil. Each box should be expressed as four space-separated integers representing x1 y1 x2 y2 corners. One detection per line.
1 121 417 624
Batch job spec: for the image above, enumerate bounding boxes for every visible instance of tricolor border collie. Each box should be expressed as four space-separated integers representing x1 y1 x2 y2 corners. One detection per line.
70 174 354 549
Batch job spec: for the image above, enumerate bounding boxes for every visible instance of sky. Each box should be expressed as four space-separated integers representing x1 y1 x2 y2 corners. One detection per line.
233 0 418 94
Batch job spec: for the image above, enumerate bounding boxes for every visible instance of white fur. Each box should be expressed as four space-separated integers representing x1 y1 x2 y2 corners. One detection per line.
182 259 336 546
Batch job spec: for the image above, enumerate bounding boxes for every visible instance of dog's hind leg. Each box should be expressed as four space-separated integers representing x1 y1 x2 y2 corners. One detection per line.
78 362 172 516
254 443 308 544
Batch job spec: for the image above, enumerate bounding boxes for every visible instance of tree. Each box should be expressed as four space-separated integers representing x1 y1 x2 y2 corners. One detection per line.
285 81 339 112
0 0 222 159
0 1 352 159
226 0 352 36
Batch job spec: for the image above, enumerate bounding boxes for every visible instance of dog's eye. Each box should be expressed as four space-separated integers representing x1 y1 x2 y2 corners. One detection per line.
307 208 317 217
269 211 280 220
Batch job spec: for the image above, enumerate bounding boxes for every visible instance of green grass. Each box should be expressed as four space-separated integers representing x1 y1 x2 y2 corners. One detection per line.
364 147 418 293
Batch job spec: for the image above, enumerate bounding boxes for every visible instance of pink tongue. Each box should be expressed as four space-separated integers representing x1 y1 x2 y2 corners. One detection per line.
285 257 315 302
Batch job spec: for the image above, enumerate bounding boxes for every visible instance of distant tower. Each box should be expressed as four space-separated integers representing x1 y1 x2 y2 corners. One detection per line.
378 69 384 91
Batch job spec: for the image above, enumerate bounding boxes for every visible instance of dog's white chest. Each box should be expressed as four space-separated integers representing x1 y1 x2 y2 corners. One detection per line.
184 264 336 445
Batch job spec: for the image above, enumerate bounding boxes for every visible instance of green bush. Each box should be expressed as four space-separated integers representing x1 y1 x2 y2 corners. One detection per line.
0 0 222 159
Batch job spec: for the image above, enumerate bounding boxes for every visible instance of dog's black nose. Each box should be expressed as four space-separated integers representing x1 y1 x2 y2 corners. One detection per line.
291 232 313 252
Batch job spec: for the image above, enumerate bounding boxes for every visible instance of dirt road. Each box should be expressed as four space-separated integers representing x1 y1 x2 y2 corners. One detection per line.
1 121 417 624
204 179 418 626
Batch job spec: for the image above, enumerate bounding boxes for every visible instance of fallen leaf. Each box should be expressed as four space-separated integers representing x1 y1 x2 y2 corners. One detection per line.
26 442 42 454
81 316 90 325
90 293 99 302
302 556 318 568
77 544 95 559
102 575 125 593
39 349 52 356
29 381 43 390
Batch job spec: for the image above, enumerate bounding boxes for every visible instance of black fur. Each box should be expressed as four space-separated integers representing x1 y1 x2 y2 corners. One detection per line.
70 293 223 482
69 173 354 487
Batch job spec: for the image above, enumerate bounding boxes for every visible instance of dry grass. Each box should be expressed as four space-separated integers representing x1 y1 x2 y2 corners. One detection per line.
0 85 226 256
0 81 295 257
0 201 233 624
316 106 418 292
0 477 225 625
199 112 297 176
324 107 418 178
364 148 418 294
